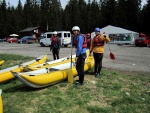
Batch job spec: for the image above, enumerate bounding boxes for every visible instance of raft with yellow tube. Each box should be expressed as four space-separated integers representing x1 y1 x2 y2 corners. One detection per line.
12 56 94 88
0 89 3 113
25 55 76 71
0 60 4 66
0 54 47 83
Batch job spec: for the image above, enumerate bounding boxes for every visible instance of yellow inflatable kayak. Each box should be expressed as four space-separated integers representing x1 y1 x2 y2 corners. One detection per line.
12 56 94 88
0 89 3 113
0 60 4 66
26 55 76 71
0 54 47 83
26 49 90 71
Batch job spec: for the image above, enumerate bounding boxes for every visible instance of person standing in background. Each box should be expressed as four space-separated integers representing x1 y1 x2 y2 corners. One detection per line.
87 33 91 49
50 31 61 60
90 28 110 77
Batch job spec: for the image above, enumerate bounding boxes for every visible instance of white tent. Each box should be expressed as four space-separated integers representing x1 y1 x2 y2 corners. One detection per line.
91 25 139 44
9 34 19 37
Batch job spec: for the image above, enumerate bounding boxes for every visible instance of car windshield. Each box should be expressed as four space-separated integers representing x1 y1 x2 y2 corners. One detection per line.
22 36 31 39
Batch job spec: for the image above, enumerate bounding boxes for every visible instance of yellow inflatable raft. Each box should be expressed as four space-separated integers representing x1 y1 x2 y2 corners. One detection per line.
25 55 76 71
0 54 47 83
12 56 94 88
0 60 4 66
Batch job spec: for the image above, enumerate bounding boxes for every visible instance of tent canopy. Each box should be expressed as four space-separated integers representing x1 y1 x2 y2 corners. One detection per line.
91 25 139 45
9 34 19 37
91 25 139 37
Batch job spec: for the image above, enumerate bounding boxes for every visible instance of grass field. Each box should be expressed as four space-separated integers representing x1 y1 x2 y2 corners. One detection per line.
0 54 150 113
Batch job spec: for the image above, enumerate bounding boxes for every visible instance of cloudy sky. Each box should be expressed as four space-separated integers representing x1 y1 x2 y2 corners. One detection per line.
5 0 69 8
5 0 147 9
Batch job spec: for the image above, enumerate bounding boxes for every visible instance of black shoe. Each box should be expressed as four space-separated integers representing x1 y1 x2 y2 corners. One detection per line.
95 73 101 78
75 82 84 86
95 73 97 77
75 80 80 82
74 80 80 84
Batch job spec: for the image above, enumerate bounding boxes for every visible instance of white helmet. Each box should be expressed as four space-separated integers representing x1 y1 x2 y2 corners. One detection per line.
72 26 80 31
53 31 57 35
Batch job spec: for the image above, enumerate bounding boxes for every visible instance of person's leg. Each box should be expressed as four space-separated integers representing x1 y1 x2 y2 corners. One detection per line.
53 49 56 60
56 50 59 59
75 53 86 85
98 53 103 73
78 53 86 84
96 53 103 77
93 52 98 74
76 58 80 80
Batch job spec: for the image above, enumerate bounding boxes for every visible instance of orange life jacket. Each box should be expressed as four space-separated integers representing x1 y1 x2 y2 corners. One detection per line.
73 34 87 48
51 36 58 45
93 36 104 47
87 38 91 48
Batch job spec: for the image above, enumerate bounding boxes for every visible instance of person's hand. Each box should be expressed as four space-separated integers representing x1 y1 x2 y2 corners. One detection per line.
104 34 106 38
89 51 92 56
75 57 78 62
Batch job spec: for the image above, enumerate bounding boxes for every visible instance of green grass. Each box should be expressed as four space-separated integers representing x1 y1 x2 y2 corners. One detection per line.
0 54 34 70
0 54 150 113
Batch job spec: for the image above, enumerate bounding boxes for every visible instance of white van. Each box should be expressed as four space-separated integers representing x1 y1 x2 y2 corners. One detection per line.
39 31 71 47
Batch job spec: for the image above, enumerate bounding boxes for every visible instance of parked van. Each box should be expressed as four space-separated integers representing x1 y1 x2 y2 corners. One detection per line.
39 31 71 47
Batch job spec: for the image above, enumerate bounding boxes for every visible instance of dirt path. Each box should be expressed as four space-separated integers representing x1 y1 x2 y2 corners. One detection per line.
0 42 150 73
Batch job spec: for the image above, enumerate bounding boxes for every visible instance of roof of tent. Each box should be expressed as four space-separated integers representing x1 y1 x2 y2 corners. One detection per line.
91 25 139 35
9 34 19 37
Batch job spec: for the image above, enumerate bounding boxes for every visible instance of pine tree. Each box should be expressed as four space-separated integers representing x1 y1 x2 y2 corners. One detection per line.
140 0 150 35
40 0 51 30
16 0 24 33
78 0 87 33
48 0 63 31
90 0 100 30
126 0 141 31
23 0 33 27
0 0 8 37
63 0 80 32
101 0 116 26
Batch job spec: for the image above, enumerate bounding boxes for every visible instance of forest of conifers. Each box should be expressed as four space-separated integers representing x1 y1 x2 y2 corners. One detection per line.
0 0 150 38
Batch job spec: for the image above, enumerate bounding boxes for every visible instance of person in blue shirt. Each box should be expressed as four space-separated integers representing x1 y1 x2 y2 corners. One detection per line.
72 26 87 86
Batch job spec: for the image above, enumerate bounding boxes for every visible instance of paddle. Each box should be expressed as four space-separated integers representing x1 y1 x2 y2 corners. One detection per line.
108 43 115 60
68 37 74 83
0 89 3 113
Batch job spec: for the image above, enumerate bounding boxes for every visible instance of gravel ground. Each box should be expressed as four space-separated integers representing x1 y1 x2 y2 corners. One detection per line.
0 42 150 73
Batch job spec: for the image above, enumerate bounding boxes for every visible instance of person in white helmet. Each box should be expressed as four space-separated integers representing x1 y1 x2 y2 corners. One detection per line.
72 26 87 86
50 31 61 60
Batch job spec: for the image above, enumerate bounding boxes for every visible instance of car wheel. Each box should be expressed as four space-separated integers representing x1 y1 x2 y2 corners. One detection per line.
40 42 45 47
64 45 68 47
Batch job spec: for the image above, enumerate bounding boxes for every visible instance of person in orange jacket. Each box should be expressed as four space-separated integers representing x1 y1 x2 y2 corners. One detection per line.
87 33 91 49
90 28 110 77
50 31 61 60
